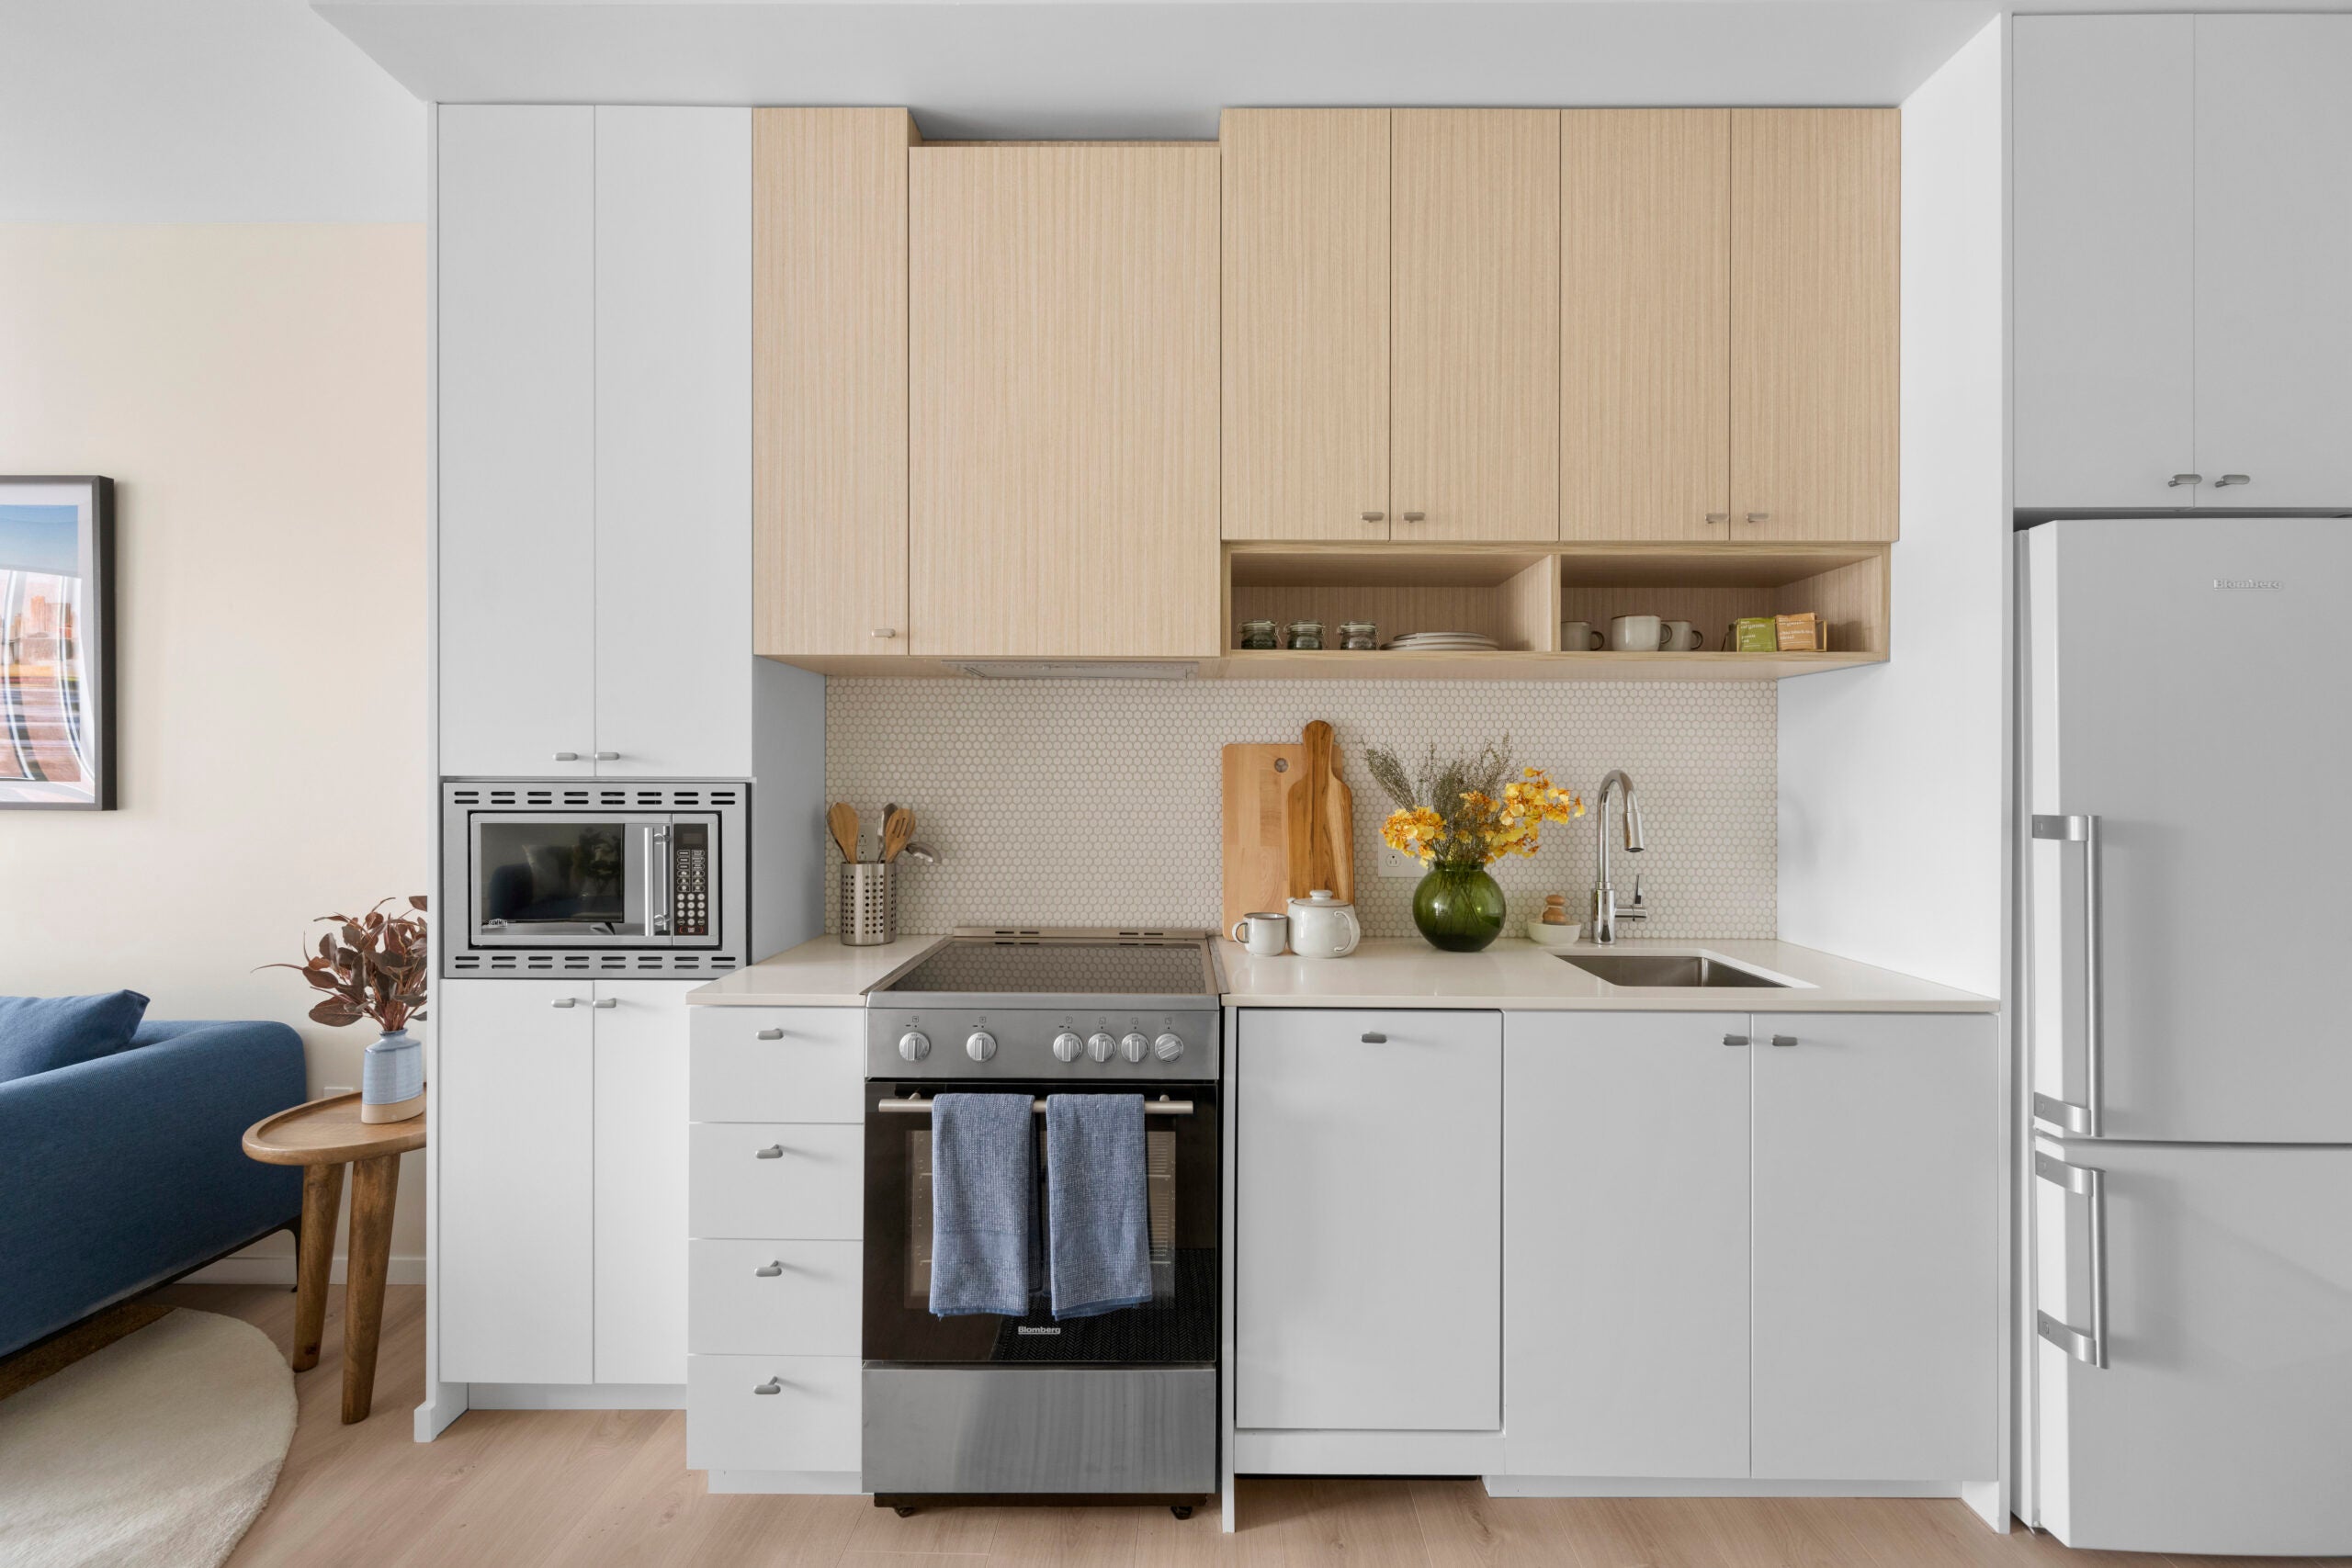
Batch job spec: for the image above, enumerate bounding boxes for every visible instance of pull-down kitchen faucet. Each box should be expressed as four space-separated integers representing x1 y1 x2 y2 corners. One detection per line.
1591 770 1646 944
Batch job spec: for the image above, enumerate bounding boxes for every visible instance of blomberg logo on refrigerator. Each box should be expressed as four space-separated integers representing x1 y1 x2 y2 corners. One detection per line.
2213 578 2285 590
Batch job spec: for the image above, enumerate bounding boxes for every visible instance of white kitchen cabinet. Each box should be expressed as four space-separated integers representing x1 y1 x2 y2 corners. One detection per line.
2192 15 2352 509
685 1354 862 1472
438 978 596 1384
1502 1012 1752 1478
1235 1009 1501 1432
437 104 753 779
593 980 690 1384
592 107 753 778
436 107 598 777
688 1005 865 1124
1749 1011 1998 1481
2014 14 2352 510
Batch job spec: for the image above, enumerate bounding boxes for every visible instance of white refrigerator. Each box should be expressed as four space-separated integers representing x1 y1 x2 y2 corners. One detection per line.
2023 515 2352 1554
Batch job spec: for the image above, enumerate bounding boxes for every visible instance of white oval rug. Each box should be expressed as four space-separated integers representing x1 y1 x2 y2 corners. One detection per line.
0 1310 296 1568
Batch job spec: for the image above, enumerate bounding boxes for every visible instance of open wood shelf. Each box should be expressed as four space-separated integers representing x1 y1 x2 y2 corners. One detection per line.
1213 648 1884 681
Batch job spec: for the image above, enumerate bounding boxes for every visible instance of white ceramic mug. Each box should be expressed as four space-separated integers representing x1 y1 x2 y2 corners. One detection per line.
1561 620 1604 651
1663 618 1704 651
1610 614 1668 652
1229 911 1288 956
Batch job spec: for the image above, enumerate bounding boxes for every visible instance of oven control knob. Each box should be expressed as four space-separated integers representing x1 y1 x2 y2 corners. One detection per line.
897 1030 931 1063
1086 1032 1115 1064
965 1030 997 1064
1153 1032 1185 1063
1051 1031 1082 1064
1120 1032 1149 1064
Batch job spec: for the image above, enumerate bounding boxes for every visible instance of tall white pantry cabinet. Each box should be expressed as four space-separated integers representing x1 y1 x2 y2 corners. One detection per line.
430 105 822 1414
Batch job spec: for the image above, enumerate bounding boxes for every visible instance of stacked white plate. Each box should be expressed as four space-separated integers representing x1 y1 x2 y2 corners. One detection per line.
1385 631 1500 652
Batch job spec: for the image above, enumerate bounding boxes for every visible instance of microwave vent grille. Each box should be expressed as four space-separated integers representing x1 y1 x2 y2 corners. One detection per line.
447 949 725 977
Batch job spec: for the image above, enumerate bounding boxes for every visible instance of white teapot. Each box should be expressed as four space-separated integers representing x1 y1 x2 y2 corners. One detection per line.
1285 889 1362 960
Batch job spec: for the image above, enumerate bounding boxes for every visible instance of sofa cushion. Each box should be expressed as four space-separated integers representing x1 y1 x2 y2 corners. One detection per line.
0 991 152 1083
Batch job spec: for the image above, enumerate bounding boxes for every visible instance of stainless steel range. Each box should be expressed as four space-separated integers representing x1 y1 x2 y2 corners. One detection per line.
860 928 1221 1515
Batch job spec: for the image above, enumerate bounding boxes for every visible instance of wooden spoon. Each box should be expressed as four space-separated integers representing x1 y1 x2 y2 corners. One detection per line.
882 807 916 863
828 801 862 863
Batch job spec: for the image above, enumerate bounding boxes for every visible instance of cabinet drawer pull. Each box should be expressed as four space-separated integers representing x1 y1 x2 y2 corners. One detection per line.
1723 1032 1750 1047
755 1144 785 1159
1770 1033 1798 1048
1360 1032 1386 1043
552 751 581 762
1361 511 1385 523
872 627 898 638
1745 512 1770 524
591 997 617 1009
2214 473 2251 488
550 997 582 1010
1705 513 1729 525
756 1027 785 1041
2167 472 2202 488
752 1378 784 1394
592 750 620 761
754 1260 785 1278
1399 511 1426 523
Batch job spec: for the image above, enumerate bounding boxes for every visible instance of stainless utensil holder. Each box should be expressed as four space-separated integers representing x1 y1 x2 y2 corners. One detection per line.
838 862 896 946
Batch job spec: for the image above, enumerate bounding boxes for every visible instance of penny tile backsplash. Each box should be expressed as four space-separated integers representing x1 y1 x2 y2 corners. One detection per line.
822 680 1777 940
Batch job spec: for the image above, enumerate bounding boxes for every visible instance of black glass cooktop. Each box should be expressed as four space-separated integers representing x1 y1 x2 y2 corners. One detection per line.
876 939 1215 999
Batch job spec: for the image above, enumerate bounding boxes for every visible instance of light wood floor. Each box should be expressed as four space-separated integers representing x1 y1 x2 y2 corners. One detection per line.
142 1282 2340 1568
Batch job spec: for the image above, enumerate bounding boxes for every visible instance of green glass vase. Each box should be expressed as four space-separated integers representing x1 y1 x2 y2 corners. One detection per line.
1410 860 1507 953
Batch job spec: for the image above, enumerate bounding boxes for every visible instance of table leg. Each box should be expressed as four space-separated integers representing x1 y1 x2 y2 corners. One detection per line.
292 1163 344 1372
342 1152 400 1423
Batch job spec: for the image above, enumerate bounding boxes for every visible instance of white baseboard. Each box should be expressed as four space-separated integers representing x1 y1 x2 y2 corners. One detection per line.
464 1382 685 1411
184 1255 426 1287
1481 1476 1969 1500
707 1470 864 1495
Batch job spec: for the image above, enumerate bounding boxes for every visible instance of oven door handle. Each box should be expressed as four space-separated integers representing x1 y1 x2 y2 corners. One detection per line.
875 1096 1194 1116
642 823 673 938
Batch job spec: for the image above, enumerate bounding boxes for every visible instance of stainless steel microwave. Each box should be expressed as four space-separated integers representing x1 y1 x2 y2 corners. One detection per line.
440 780 747 976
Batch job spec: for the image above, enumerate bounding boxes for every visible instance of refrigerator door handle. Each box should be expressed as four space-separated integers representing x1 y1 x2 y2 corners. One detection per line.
2032 812 2103 1137
2035 1150 2109 1370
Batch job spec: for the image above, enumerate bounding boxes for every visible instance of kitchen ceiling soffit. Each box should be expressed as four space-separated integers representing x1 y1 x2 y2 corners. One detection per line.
313 1 1998 136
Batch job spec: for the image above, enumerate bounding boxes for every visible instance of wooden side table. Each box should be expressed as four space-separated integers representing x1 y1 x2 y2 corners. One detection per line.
243 1090 427 1423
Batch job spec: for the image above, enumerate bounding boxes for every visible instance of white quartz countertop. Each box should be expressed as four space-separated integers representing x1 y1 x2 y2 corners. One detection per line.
1217 937 1995 1012
688 933 1992 1013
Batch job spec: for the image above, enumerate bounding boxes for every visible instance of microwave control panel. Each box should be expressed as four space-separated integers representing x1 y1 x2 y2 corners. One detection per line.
673 823 710 938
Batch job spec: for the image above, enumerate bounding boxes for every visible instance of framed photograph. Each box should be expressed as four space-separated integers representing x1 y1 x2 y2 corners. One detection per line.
0 477 115 809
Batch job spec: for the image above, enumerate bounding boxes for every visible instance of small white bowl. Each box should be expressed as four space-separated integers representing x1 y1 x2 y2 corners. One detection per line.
1525 920 1582 949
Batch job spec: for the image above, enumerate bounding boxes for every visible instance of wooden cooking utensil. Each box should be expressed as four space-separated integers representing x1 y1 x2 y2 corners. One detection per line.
828 801 862 863
1286 720 1340 898
881 807 915 863
1222 742 1300 934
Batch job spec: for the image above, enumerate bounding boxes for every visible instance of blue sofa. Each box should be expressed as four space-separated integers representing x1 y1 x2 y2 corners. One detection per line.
0 1020 307 1358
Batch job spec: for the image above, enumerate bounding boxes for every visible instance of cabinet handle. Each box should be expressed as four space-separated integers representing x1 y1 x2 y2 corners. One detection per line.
1770 1033 1798 1047
754 1260 785 1278
552 751 581 762
2166 472 2202 488
2214 473 2251 488
592 997 617 1010
756 1027 785 1041
1361 511 1385 523
550 997 582 1010
592 750 620 761
1705 513 1729 525
872 627 898 638
755 1144 784 1159
2034 1151 2109 1370
1746 512 1770 524
1399 511 1426 523
1723 1032 1750 1047
752 1378 784 1394
1360 1032 1387 1043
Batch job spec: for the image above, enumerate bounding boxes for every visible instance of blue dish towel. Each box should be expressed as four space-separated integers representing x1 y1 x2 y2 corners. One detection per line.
929 1092 1035 1317
1046 1093 1153 1319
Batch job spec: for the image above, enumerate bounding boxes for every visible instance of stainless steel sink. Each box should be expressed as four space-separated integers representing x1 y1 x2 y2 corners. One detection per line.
1555 953 1790 988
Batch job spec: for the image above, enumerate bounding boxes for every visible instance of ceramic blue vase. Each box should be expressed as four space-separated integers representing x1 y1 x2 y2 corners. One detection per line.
361 1029 424 1122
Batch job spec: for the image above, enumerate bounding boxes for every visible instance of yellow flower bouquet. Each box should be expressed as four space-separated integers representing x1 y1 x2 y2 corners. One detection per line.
1363 740 1585 953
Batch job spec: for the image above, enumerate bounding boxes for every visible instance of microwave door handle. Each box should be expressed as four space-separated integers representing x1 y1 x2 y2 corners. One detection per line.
645 824 673 939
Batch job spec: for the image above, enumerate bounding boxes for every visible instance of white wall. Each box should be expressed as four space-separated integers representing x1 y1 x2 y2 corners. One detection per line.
0 225 431 1269
1777 16 2007 998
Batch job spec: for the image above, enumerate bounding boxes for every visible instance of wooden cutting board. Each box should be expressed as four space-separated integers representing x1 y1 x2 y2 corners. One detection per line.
1222 742 1299 934
1284 719 1355 904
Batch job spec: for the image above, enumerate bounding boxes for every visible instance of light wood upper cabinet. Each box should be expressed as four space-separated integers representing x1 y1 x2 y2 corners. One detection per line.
753 108 916 659
1561 109 1731 541
1221 109 1392 542
1391 109 1561 542
910 145 1221 658
1731 109 1900 542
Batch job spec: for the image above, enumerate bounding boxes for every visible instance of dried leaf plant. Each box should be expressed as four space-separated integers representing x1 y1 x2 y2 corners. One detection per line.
1363 739 1585 866
260 896 431 1032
